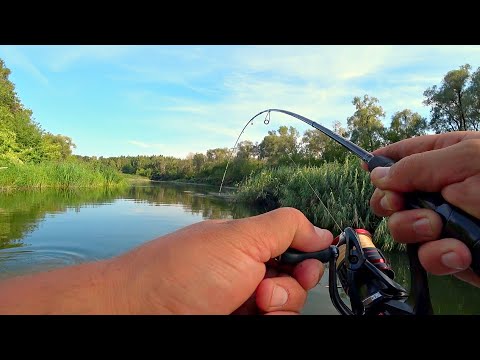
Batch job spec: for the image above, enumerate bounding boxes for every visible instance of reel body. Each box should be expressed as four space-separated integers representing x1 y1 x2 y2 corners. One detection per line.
277 226 431 315
329 227 413 315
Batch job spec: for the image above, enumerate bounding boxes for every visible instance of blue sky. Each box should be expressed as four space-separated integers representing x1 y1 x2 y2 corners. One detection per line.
1 45 479 158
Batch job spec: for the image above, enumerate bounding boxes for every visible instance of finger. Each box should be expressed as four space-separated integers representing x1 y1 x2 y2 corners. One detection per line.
360 159 369 172
371 131 479 160
265 267 281 279
370 139 480 193
265 311 299 315
453 269 480 288
418 238 472 275
388 209 443 243
206 219 231 224
229 207 334 262
231 295 258 315
441 173 480 219
292 259 324 290
255 276 307 313
360 132 479 171
369 189 405 217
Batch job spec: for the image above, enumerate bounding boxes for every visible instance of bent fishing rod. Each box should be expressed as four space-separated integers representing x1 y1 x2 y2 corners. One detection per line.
232 108 480 315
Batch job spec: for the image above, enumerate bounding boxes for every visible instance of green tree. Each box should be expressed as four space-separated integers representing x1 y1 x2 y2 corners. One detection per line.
235 140 256 160
466 67 480 130
0 124 21 166
0 59 44 155
385 109 429 144
42 133 76 160
347 95 386 151
192 153 206 172
0 59 21 113
301 129 327 159
258 126 300 164
322 120 349 162
423 64 479 132
206 148 229 162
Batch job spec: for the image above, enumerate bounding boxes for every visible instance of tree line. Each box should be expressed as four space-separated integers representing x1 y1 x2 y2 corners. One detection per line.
1 58 479 186
82 63 480 185
0 59 75 167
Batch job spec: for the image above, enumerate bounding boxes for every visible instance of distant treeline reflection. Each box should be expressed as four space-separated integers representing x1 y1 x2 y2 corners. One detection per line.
0 183 258 250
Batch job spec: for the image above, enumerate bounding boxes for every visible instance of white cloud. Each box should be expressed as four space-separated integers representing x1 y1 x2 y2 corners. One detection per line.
232 45 396 81
0 46 49 85
116 46 480 157
8 45 480 158
127 140 164 149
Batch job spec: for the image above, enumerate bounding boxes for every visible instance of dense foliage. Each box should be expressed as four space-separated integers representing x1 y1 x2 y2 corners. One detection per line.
0 59 124 189
0 59 77 167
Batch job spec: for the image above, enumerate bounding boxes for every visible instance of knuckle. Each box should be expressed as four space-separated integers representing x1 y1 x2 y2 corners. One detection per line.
207 219 229 225
462 139 480 160
277 207 306 222
390 152 427 191
390 156 412 182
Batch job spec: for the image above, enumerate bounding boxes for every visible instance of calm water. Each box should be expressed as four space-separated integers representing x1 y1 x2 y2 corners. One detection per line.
0 182 478 315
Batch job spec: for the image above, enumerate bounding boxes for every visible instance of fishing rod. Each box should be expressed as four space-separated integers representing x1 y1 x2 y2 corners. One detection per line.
233 108 480 315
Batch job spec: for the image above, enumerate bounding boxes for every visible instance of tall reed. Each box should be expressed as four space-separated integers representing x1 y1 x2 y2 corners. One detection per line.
0 162 127 191
236 157 401 251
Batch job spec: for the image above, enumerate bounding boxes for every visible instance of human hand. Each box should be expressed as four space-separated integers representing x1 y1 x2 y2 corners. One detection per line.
362 131 480 287
109 207 333 314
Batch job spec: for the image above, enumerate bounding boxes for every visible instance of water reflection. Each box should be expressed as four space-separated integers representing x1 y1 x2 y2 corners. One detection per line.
124 184 251 220
0 186 125 250
0 182 259 279
0 183 255 251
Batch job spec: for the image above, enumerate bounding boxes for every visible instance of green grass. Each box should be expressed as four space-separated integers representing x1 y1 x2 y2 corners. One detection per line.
236 157 402 251
0 161 128 191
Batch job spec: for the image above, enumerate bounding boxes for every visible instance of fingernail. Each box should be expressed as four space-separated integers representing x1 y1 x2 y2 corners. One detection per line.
371 167 390 182
441 252 466 270
380 193 392 211
412 218 433 237
271 285 288 307
314 226 331 237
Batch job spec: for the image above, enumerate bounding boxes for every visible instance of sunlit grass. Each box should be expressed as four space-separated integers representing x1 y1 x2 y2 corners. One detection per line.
236 157 400 251
0 161 127 191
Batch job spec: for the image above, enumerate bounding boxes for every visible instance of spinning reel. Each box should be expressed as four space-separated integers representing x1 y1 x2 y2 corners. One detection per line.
276 227 430 315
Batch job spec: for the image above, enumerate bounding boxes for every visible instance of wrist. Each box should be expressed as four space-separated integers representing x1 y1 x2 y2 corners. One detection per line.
105 251 174 314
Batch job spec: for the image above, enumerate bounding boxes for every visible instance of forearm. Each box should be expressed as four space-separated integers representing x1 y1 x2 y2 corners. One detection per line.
0 258 121 314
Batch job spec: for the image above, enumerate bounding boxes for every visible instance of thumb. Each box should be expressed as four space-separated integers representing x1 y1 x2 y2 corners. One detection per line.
231 207 333 263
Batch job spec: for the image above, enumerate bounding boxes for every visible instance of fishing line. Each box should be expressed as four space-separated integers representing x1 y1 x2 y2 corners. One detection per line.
285 152 342 233
219 109 342 233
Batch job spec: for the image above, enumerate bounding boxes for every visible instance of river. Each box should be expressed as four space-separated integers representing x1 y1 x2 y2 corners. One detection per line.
0 182 478 314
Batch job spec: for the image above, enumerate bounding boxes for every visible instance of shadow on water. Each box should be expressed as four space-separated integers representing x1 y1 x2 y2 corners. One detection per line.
0 181 478 314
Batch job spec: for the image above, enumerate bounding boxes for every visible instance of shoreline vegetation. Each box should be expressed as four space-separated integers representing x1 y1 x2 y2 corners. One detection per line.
233 157 397 251
0 162 128 192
